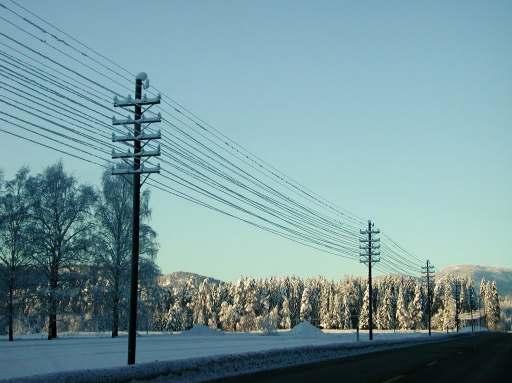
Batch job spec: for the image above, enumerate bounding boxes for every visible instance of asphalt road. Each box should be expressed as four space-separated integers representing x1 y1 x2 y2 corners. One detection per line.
216 333 512 383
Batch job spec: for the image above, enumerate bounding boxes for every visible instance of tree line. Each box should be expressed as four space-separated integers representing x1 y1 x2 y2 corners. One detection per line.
0 163 502 340
161 273 501 333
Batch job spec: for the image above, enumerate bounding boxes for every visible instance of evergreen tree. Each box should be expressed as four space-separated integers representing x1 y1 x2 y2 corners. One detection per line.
300 286 313 323
410 284 423 330
280 297 292 329
487 281 500 330
206 284 220 329
479 278 488 327
342 294 352 329
331 287 344 329
359 285 369 329
442 281 456 331
377 284 394 330
258 306 279 334
219 301 239 331
396 285 412 330
269 306 280 330
192 279 211 326
289 277 304 326
301 278 322 326
319 279 333 329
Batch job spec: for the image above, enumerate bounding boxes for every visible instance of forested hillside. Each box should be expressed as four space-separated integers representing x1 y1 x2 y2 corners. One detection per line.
438 265 512 296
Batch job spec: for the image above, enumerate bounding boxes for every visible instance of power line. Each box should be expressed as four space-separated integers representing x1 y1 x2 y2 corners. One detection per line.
0 116 110 165
0 8 365 228
0 65 362 255
0 35 364 249
0 126 361 264
0 36 362 243
0 3 428 277
0 126 106 167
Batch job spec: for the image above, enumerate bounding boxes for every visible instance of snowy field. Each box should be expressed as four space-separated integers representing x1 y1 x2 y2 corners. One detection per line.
0 324 464 382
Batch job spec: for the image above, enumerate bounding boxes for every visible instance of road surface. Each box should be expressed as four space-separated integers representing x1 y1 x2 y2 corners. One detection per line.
216 332 511 383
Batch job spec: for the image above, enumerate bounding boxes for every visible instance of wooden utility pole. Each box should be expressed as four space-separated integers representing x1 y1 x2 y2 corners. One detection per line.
469 286 474 335
455 281 460 333
111 72 161 365
422 260 435 336
478 294 482 329
128 76 142 365
360 220 380 341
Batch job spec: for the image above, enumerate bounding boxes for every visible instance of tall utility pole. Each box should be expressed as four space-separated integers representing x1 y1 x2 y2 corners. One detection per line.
422 260 435 336
360 220 380 341
111 72 161 365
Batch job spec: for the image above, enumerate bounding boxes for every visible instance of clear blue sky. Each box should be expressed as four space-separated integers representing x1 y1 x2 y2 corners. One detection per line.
2 0 511 280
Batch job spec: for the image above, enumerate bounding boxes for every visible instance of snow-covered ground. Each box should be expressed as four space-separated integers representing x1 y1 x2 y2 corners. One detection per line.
0 326 460 382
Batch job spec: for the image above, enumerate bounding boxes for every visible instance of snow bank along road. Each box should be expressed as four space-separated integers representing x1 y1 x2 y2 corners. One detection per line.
220 332 511 383
0 330 459 382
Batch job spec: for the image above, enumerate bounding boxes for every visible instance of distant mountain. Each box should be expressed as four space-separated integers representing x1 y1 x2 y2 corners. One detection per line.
159 271 223 288
438 264 512 296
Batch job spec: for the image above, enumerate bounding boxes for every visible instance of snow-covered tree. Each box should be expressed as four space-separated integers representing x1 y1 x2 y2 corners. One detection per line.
165 278 194 331
280 297 292 329
359 285 369 329
410 284 423 330
342 294 352 329
319 279 333 329
219 301 239 331
300 286 313 323
258 306 279 335
0 167 32 341
441 281 457 331
377 283 395 330
269 306 280 331
486 281 500 330
396 285 412 330
331 287 344 329
94 171 157 337
288 277 304 326
192 279 212 326
27 162 96 339
298 278 321 326
206 284 222 329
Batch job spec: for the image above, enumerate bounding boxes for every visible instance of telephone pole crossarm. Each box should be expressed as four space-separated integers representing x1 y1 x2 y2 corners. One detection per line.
112 130 161 142
114 93 161 107
112 114 162 126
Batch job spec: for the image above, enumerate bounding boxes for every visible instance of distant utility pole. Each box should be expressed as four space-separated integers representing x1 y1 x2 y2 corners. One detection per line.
111 72 161 365
478 293 482 329
360 220 380 341
454 281 460 333
422 260 435 336
469 286 474 335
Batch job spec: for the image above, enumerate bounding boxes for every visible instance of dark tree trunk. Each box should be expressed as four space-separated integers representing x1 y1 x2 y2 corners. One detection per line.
48 269 58 340
112 278 119 338
112 301 119 337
